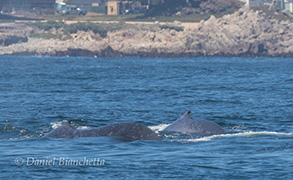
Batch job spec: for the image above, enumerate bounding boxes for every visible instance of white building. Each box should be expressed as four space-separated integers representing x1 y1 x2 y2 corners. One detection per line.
284 0 293 12
245 0 293 12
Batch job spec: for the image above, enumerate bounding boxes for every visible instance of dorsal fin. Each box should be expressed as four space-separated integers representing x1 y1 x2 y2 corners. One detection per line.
184 110 191 116
63 119 74 128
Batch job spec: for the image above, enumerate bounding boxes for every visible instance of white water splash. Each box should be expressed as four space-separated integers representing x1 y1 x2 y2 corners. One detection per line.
50 120 91 130
50 121 64 129
149 123 170 133
148 123 293 142
77 126 91 130
184 131 293 143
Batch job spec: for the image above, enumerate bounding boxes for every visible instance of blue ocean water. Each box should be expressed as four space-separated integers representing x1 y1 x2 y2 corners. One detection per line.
0 56 292 179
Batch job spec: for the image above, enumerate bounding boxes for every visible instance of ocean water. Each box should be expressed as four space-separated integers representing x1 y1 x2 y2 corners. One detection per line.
0 56 292 179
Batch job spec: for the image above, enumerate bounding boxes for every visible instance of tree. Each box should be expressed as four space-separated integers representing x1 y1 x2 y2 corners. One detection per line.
200 0 243 13
145 0 242 17
145 0 189 16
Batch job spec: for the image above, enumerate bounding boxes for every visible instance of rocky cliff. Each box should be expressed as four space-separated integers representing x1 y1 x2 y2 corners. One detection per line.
0 6 292 57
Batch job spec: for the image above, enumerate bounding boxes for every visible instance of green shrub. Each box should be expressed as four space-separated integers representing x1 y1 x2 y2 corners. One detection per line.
203 14 211 21
30 21 107 37
30 33 72 40
30 33 60 39
159 25 184 32
200 0 243 13
33 21 65 31
145 0 189 17
64 23 107 37
145 0 242 17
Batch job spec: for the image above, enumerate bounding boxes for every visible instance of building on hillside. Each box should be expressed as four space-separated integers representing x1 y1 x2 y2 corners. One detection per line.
107 1 120 15
245 0 293 12
280 0 293 11
287 0 293 12
106 1 146 15
2 0 55 13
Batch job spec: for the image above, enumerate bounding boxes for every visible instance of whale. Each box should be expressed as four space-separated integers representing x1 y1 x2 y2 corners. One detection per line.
163 110 226 136
45 120 160 142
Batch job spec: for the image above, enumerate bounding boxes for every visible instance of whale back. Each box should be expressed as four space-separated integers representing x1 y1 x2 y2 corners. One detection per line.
45 121 160 141
81 123 160 141
163 111 225 135
45 120 77 138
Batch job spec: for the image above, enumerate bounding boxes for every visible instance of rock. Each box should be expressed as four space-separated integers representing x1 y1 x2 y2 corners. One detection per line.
173 20 182 26
190 41 202 51
279 29 285 35
0 35 28 46
148 32 156 41
170 30 176 36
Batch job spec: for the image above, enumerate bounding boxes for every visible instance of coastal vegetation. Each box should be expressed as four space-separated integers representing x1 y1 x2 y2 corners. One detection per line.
31 21 107 35
29 33 72 40
159 25 184 32
28 21 118 40
145 0 243 17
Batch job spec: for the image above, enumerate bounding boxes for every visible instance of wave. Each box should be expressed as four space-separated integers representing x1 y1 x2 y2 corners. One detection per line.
149 123 293 143
182 131 293 143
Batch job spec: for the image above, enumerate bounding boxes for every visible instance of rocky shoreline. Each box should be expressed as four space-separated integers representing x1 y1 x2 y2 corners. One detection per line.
0 6 292 58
